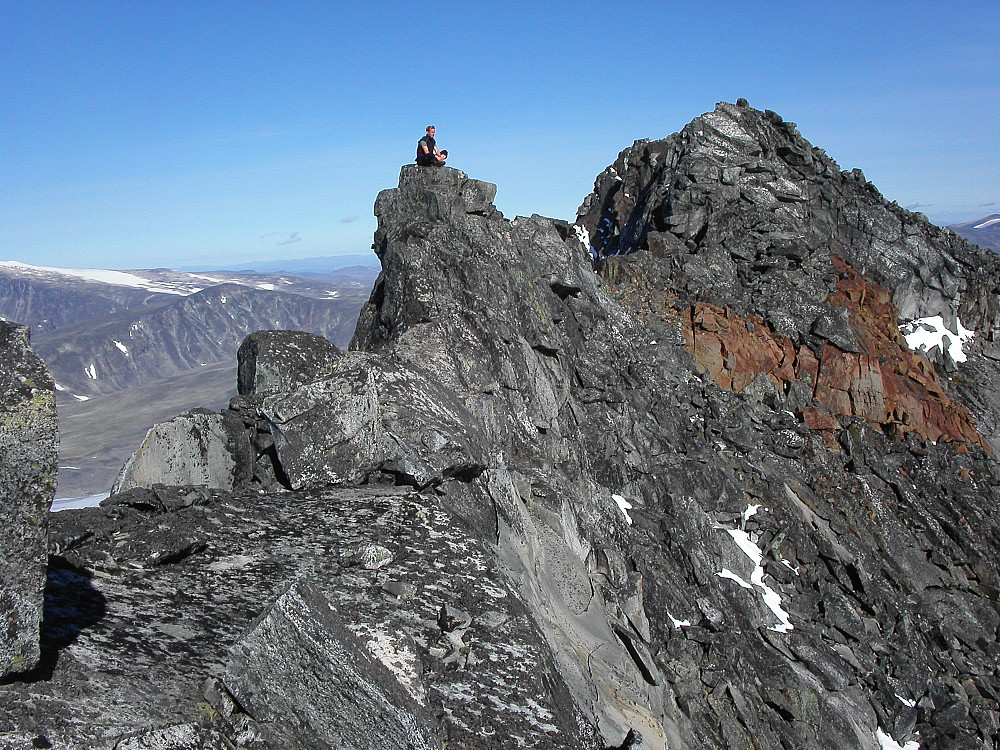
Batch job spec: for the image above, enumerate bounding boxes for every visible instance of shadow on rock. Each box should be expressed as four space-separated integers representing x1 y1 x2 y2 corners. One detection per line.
2 556 107 684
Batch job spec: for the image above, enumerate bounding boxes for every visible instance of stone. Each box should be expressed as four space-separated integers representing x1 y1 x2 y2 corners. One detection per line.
237 329 344 398
0 322 57 679
259 352 490 491
112 408 253 494
221 579 440 750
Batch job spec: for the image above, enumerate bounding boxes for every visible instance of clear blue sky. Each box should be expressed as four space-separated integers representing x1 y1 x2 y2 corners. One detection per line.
3 1 997 270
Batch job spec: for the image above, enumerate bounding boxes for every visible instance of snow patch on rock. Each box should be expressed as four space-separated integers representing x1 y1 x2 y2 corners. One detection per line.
899 315 974 363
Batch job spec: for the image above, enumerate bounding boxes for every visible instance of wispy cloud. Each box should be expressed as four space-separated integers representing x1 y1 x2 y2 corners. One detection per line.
979 202 997 207
259 232 302 245
340 215 359 224
904 202 935 210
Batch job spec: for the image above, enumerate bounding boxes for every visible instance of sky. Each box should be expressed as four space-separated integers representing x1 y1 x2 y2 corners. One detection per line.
2 1 998 270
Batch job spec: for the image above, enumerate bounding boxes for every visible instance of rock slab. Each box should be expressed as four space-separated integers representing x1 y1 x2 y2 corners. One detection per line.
0 321 57 679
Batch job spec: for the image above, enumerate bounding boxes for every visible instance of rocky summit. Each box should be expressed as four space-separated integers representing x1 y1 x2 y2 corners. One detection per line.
3 101 1000 749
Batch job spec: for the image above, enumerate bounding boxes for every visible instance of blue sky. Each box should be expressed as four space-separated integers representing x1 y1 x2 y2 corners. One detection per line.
3 1 997 270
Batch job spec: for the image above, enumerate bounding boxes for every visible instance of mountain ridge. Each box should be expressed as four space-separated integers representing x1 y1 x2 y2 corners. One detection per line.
4 101 1000 749
948 214 1000 253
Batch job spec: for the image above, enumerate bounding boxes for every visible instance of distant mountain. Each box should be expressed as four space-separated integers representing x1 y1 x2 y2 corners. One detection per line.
948 214 1000 252
0 259 376 496
33 282 364 398
0 261 373 399
180 253 381 275
0 261 375 333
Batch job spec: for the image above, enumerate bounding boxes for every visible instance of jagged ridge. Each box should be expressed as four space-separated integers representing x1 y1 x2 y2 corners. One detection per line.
4 104 1000 750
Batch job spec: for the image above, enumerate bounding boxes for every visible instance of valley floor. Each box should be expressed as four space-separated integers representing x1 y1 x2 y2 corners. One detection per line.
55 361 237 498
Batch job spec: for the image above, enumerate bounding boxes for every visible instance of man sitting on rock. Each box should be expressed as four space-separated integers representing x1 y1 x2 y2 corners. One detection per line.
416 125 447 166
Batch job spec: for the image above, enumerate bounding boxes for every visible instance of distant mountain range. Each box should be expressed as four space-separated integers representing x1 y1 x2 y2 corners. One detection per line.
179 252 381 276
947 214 1000 252
0 259 379 496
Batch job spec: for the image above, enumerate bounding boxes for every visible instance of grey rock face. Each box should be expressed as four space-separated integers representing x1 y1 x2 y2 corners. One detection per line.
575 101 1000 348
575 100 1000 457
111 408 253 494
0 322 57 679
344 141 1000 748
222 579 440 749
260 351 490 490
3 486 596 748
237 329 344 397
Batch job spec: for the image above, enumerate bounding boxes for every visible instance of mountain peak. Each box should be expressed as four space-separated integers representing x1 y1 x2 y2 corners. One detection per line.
8 105 1000 749
949 213 1000 252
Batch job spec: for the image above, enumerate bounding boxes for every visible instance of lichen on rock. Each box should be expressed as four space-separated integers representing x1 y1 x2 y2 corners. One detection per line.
0 321 58 679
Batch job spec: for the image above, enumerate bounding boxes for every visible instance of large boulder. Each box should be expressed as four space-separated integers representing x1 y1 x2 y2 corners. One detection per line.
0 322 58 679
112 408 253 494
260 352 490 490
237 329 344 398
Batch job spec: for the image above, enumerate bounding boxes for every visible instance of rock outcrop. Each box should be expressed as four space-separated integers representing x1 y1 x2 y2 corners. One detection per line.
237 329 344 398
0 322 57 679
577 99 1000 452
5 105 1000 749
111 408 253 494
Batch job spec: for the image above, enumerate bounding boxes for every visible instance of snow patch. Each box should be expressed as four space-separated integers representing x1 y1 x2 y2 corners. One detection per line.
717 568 753 589
85 363 98 380
899 315 974 363
668 613 692 628
742 503 761 525
54 383 66 391
717 505 794 633
0 261 190 295
73 393 90 401
876 727 919 750
973 217 1000 229
258 283 275 290
113 340 129 355
571 223 592 250
611 494 633 525
188 273 225 283
51 494 107 512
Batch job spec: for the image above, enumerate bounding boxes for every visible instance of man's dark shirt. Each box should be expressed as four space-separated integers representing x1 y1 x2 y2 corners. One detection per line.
416 134 436 165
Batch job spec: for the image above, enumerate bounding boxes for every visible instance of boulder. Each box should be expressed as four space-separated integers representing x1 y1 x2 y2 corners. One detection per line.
0 322 58 679
375 165 499 227
260 352 489 490
112 408 253 494
237 329 344 398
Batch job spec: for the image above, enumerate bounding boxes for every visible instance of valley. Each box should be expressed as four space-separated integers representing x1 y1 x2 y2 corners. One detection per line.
0 257 378 499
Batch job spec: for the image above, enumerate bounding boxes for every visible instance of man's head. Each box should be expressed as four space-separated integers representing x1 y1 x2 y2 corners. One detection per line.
426 125 435 135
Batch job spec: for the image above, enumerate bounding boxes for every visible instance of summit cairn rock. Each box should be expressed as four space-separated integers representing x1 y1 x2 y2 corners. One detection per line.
0 322 57 679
